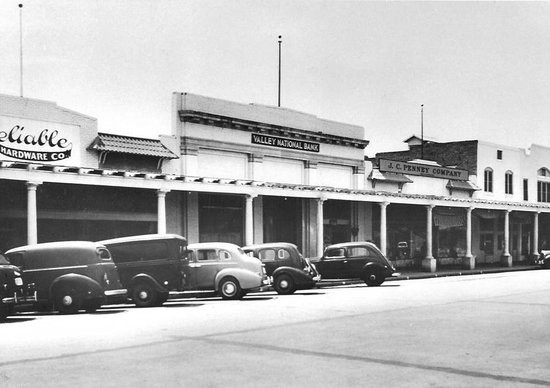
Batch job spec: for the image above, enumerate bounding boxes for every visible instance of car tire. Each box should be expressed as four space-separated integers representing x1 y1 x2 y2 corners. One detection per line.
274 274 296 295
364 268 384 287
85 299 102 313
219 277 243 300
155 293 169 306
54 285 83 314
0 304 8 322
131 282 159 307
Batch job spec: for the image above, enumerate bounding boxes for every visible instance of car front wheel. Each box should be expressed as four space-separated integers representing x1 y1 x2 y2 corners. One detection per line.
274 274 296 295
219 277 243 300
364 268 384 287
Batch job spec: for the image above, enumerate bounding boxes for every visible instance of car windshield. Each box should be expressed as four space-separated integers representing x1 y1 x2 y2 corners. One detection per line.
0 253 9 265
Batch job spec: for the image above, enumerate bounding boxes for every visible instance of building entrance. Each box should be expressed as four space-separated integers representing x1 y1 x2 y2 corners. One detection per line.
263 196 302 250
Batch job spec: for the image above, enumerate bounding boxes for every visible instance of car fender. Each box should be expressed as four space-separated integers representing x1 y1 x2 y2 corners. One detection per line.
129 273 167 293
362 262 384 274
214 268 262 291
49 273 103 300
273 266 314 286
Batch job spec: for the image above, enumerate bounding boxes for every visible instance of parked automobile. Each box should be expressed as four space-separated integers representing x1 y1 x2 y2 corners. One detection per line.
100 234 189 307
5 241 127 314
535 250 550 269
242 242 320 294
0 252 36 321
310 241 399 286
186 242 270 300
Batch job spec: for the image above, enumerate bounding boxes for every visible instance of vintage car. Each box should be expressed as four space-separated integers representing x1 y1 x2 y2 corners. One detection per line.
5 241 127 314
242 242 320 294
310 241 399 286
100 234 189 307
186 242 270 300
535 250 550 269
0 252 36 321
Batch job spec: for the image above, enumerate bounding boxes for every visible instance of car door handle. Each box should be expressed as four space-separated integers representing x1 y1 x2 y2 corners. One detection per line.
343 260 348 264
189 263 201 268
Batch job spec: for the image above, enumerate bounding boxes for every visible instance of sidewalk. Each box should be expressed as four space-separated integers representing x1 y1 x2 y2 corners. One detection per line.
317 264 542 287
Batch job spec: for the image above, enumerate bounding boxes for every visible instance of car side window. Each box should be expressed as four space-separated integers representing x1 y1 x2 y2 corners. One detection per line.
325 248 345 258
259 249 276 262
219 250 232 261
277 249 291 260
349 247 368 258
197 249 218 261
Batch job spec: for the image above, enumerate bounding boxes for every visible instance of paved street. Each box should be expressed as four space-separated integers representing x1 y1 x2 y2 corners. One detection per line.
1 270 549 387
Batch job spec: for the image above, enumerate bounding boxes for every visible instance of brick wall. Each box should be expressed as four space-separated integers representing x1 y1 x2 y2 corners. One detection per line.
375 140 479 175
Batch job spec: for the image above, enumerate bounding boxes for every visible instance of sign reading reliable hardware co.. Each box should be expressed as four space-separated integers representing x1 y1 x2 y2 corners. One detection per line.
379 159 468 181
251 133 320 153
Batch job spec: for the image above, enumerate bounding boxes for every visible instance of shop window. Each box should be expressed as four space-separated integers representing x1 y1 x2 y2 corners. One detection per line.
505 171 513 194
484 168 493 192
523 179 528 201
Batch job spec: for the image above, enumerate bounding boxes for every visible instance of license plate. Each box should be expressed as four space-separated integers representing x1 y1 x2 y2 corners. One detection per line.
15 277 23 286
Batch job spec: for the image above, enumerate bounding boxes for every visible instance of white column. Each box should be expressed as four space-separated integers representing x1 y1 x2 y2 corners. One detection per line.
533 212 540 257
27 182 41 245
463 207 475 269
316 197 325 257
422 205 436 272
501 210 512 267
379 202 389 256
245 194 257 246
157 189 169 234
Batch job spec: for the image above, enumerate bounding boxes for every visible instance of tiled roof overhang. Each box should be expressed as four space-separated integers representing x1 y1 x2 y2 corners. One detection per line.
178 110 369 149
1 161 549 213
89 133 178 159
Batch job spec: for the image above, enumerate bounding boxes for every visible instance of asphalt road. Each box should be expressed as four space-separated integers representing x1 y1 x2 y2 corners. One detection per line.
1 270 549 387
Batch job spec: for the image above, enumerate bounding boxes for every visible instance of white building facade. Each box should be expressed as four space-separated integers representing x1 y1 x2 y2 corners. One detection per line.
1 92 550 272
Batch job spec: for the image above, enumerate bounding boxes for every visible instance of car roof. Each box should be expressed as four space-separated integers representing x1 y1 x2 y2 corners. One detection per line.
187 242 240 251
242 242 298 251
325 241 380 250
99 234 187 245
6 241 104 254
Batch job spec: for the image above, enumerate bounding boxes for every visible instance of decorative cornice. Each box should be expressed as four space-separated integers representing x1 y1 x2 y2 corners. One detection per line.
178 110 369 149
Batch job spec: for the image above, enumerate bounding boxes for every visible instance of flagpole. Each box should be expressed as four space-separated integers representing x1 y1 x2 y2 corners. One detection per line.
421 104 424 159
278 35 282 107
19 3 24 97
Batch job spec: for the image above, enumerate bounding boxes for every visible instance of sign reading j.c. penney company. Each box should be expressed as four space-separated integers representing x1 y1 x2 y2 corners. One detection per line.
251 133 320 153
0 117 79 164
379 159 468 181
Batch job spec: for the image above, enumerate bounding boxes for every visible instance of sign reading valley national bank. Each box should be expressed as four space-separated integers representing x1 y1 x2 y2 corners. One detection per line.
0 117 78 164
251 133 320 153
379 159 468 181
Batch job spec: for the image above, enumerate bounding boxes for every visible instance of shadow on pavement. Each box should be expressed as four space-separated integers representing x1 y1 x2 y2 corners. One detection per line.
1 317 36 323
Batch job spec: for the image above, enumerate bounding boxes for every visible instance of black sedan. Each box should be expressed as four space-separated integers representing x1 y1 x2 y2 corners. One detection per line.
311 241 399 286
243 242 320 294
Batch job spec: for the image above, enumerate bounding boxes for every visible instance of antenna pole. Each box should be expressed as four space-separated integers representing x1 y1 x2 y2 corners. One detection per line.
19 3 24 97
278 35 282 107
421 104 424 159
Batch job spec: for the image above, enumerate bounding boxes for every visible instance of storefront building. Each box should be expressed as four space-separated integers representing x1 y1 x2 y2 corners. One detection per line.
1 92 550 272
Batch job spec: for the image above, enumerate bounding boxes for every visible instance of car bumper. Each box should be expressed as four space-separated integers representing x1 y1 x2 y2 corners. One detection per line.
1 291 37 304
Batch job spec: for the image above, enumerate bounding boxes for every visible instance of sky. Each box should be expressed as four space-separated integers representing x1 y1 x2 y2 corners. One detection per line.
2 0 550 156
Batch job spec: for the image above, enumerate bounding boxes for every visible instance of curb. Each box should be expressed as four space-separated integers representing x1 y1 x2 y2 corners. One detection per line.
316 266 542 287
